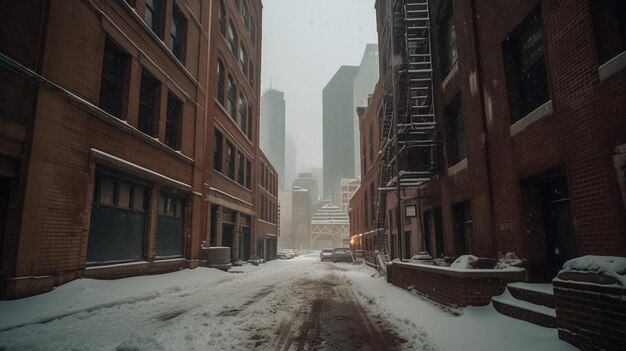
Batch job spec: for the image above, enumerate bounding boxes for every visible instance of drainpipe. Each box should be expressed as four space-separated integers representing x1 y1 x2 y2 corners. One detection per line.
469 0 498 259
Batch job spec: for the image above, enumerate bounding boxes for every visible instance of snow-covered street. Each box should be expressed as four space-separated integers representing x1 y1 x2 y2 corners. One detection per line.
0 254 577 351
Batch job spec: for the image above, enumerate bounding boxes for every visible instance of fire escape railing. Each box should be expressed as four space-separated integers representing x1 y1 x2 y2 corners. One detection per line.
374 0 440 265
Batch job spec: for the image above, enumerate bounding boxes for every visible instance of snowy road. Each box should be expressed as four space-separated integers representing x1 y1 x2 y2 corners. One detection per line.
0 254 576 351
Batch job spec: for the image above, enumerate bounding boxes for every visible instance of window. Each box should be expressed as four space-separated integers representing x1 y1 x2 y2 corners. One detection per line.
248 61 254 87
453 201 472 255
246 106 253 140
144 0 163 37
219 1 226 35
125 0 136 7
165 93 182 150
242 1 250 30
504 7 549 121
94 174 147 211
228 21 238 57
237 152 245 185
225 141 235 179
227 75 237 118
213 129 223 171
99 39 128 119
216 59 225 105
138 69 160 136
445 96 467 166
170 3 187 63
246 159 251 189
438 0 458 76
238 93 247 133
159 193 183 218
590 0 626 65
239 45 248 75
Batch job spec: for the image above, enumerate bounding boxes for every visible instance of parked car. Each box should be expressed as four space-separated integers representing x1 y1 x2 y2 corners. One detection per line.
320 248 334 261
277 249 296 259
331 248 353 263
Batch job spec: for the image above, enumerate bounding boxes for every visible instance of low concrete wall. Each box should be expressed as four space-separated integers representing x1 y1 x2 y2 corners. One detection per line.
554 273 626 350
389 262 525 308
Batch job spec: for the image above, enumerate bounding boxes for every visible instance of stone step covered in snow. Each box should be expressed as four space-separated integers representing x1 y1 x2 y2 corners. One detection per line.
491 284 556 329
507 282 555 309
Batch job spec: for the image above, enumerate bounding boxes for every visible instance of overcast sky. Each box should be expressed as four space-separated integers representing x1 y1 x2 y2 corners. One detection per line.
260 0 378 170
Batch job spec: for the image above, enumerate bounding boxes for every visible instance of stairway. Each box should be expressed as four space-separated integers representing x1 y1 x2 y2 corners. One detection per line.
491 282 556 328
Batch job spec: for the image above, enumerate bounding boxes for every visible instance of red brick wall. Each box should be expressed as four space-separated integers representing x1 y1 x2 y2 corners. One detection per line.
3 0 211 298
411 0 626 270
389 262 525 308
554 279 626 350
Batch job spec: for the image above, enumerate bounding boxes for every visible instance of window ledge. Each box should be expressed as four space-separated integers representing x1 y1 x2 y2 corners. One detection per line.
447 158 468 176
510 100 553 137
442 63 459 90
599 50 626 82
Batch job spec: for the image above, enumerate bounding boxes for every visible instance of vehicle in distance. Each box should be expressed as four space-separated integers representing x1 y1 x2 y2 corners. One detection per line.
277 249 296 259
331 248 353 263
320 248 334 261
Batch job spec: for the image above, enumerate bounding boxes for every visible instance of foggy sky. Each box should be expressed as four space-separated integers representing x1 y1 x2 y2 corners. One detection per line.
260 0 378 170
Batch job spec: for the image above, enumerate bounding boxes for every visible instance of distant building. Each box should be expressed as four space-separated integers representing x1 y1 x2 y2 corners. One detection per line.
260 89 286 191
291 187 311 249
341 178 361 213
310 205 349 249
323 65 359 205
284 135 298 193
353 44 379 177
292 172 319 207
310 167 324 200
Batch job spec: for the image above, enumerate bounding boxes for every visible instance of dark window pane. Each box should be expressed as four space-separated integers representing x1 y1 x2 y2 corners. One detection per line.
170 4 187 62
238 93 247 132
227 75 237 118
228 21 238 57
99 39 128 119
219 1 226 35
246 159 251 189
138 69 160 136
505 7 550 121
237 152 245 185
216 59 225 105
445 97 467 166
226 142 235 179
214 129 223 171
145 0 162 37
165 93 182 150
590 0 626 65
438 1 458 75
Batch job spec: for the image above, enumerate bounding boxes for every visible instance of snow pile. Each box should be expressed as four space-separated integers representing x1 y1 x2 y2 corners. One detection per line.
495 252 524 269
410 252 433 261
560 255 626 286
450 255 478 269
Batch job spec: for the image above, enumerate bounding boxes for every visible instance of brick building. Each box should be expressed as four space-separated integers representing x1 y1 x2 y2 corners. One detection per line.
255 151 278 261
0 0 271 299
358 0 626 281
205 0 264 264
0 0 210 298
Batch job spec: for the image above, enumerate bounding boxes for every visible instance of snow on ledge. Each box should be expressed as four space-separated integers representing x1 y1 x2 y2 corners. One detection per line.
394 261 525 278
558 255 626 287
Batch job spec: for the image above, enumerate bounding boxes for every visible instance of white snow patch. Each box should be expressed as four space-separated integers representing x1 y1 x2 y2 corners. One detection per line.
560 255 626 286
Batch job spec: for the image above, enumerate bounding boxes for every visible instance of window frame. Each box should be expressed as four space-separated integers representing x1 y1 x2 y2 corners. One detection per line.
437 0 458 77
165 92 183 150
99 38 129 120
144 0 164 38
138 68 160 136
170 2 187 63
445 96 467 167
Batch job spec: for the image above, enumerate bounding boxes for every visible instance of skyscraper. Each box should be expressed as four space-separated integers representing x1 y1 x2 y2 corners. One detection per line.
353 44 380 175
322 65 359 205
260 89 286 190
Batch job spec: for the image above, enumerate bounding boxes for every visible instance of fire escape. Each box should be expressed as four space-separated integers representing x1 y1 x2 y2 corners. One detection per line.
374 0 440 265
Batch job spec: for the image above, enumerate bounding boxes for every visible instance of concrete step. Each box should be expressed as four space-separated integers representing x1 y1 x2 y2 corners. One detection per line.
492 289 556 328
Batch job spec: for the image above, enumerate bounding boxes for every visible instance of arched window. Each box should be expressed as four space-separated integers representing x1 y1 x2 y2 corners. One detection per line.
218 1 226 35
216 59 225 105
227 75 236 118
228 21 238 57
238 93 247 132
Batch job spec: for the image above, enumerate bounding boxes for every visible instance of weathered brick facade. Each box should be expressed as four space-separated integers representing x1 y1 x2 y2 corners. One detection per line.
361 0 625 279
0 0 270 299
